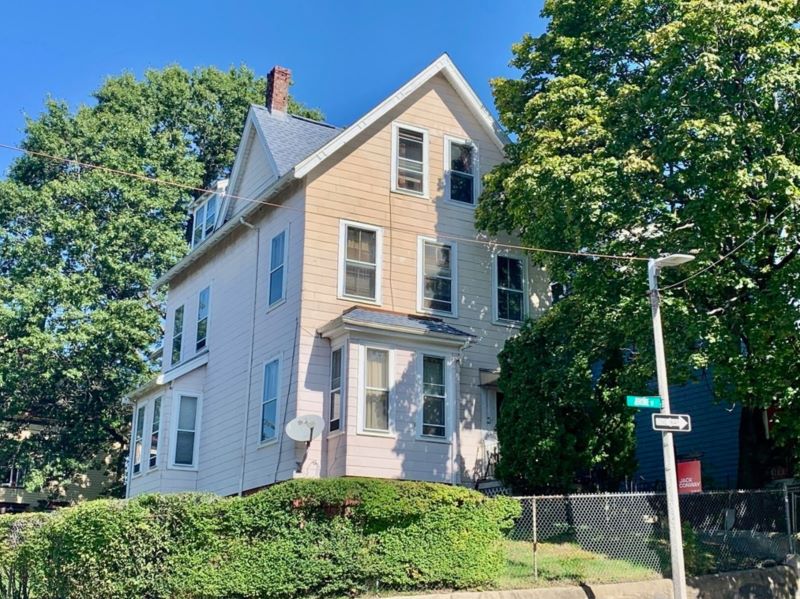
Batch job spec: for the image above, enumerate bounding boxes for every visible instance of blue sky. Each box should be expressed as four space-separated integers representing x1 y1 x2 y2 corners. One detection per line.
0 1 547 175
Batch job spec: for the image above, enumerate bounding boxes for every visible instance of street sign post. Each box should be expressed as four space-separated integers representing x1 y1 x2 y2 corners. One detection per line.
652 413 692 433
626 395 663 409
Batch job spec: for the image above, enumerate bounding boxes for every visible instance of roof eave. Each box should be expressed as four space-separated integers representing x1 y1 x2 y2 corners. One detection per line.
319 315 472 347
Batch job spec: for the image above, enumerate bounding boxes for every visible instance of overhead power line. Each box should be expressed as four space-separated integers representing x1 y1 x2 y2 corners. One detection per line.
661 203 796 291
0 142 649 262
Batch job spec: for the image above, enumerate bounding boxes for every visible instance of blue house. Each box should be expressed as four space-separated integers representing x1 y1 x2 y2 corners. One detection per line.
633 373 741 490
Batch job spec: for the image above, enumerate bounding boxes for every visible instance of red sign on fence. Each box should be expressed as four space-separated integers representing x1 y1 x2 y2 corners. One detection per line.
677 460 702 494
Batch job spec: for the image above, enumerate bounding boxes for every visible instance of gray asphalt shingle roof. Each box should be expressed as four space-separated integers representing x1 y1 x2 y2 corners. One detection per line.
250 105 341 176
342 307 472 338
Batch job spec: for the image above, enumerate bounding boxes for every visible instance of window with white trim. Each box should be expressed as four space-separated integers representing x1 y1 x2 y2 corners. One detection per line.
149 397 161 469
196 287 210 351
173 394 199 467
268 231 287 307
419 239 455 315
170 305 184 366
495 255 526 322
261 359 280 442
392 124 428 196
329 347 344 432
0 465 24 488
421 355 447 438
132 404 145 475
445 137 478 205
364 348 389 432
340 222 382 302
191 194 218 247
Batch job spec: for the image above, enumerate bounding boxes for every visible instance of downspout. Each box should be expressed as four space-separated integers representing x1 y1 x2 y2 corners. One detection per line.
238 217 260 496
452 337 473 486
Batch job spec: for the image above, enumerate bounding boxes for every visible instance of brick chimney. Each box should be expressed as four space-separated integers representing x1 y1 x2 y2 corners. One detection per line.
266 66 291 113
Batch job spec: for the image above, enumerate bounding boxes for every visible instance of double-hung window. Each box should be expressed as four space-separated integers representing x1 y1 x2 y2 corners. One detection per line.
364 349 389 433
191 194 218 247
495 255 526 323
173 394 199 467
261 359 280 443
445 137 478 205
419 239 456 315
196 287 210 351
421 355 447 439
340 222 382 302
268 231 287 307
149 397 161 469
132 404 145 475
329 348 344 432
170 306 185 366
392 124 428 196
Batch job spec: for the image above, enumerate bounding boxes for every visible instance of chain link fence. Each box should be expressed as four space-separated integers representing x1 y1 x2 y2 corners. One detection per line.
498 489 796 586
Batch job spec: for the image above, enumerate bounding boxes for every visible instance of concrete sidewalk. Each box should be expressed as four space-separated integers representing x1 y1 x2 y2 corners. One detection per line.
395 561 800 599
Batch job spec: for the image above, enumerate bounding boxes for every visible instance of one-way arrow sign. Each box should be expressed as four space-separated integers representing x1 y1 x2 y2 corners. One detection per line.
652 413 692 433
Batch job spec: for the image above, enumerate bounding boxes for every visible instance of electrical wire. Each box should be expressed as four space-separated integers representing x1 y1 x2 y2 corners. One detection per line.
0 142 650 263
661 203 796 291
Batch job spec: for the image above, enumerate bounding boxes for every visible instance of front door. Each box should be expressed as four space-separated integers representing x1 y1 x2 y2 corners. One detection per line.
486 390 504 432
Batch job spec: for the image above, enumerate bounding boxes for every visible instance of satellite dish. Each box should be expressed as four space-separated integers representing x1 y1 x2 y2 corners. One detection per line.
285 414 324 443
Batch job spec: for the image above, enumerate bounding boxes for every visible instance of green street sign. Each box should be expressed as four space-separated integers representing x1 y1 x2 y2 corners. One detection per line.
626 395 663 409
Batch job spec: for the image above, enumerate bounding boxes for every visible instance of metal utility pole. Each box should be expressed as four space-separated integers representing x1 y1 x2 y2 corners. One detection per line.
648 254 694 599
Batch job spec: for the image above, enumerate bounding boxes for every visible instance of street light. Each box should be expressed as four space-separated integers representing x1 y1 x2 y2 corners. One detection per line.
648 253 695 599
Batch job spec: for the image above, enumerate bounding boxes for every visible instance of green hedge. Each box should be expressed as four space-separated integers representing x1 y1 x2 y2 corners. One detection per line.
0 478 519 598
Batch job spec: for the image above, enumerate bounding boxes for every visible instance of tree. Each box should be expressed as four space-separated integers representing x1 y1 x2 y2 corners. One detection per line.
0 65 322 495
477 0 800 488
495 302 637 494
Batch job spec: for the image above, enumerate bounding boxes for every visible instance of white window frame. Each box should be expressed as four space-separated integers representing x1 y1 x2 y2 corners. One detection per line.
195 286 211 352
417 237 458 317
170 305 185 367
267 229 288 310
259 355 282 447
131 403 146 477
416 351 454 443
168 391 203 470
391 122 429 198
338 220 383 304
328 344 346 436
444 135 480 208
357 344 395 437
191 193 219 248
148 396 162 469
492 252 528 325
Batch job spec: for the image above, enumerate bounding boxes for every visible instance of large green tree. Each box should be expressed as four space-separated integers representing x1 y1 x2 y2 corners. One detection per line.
478 0 800 488
0 65 322 494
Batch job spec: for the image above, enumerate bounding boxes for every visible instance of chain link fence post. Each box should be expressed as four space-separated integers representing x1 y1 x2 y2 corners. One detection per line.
784 484 796 555
532 496 538 581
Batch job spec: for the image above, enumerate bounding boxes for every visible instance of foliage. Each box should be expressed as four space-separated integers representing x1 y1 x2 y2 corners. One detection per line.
477 0 800 486
0 65 322 494
495 306 637 494
0 479 519 598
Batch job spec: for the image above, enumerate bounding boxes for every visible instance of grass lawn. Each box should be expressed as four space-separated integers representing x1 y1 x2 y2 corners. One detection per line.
500 539 663 588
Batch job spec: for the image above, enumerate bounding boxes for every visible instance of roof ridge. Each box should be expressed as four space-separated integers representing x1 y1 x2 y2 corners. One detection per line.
250 103 339 129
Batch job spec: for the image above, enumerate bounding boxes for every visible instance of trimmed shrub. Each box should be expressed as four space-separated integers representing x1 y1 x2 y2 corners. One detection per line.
0 478 519 598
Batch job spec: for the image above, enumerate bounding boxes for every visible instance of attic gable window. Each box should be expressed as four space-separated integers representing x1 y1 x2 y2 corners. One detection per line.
392 123 428 197
445 136 478 206
191 194 218 248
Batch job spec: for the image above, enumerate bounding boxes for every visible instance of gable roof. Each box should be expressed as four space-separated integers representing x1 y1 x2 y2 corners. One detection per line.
294 53 508 179
251 107 341 177
153 53 507 290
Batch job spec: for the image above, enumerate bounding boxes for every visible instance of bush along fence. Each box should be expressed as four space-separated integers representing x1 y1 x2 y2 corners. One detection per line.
502 488 797 585
0 479 519 599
